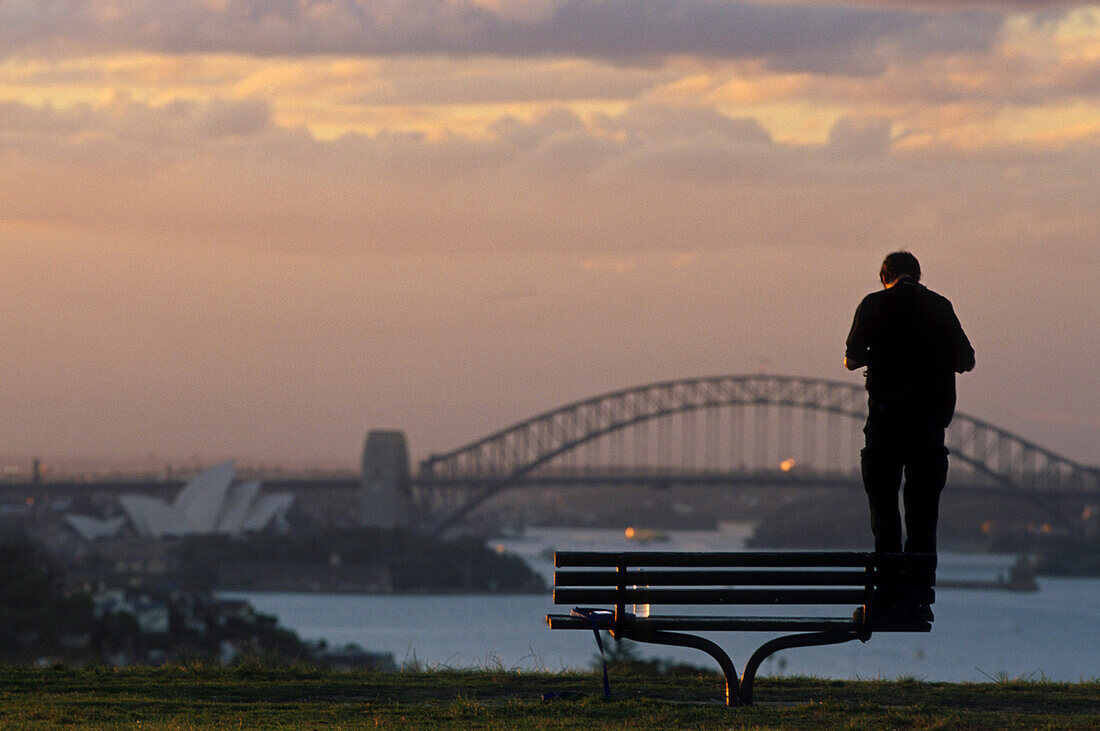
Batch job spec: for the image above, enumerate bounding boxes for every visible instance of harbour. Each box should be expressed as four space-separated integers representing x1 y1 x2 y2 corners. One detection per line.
224 527 1100 682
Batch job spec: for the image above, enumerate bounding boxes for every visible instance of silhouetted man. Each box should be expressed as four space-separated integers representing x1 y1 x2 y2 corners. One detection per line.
845 252 974 616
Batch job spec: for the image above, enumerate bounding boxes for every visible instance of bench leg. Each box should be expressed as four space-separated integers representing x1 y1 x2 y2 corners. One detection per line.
739 632 862 704
617 629 742 706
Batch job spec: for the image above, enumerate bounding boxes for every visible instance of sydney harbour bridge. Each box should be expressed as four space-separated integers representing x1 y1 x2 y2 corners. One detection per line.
389 375 1099 537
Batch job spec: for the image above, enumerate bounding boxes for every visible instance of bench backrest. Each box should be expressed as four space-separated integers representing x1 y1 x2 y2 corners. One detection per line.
553 551 935 620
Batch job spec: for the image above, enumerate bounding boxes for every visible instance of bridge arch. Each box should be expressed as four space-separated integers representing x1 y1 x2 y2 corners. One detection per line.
417 374 1098 533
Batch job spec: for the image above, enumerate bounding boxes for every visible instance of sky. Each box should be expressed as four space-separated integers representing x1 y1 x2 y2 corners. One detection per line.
0 0 1097 470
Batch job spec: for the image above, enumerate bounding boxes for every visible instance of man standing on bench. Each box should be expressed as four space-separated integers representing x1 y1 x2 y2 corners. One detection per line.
845 251 975 621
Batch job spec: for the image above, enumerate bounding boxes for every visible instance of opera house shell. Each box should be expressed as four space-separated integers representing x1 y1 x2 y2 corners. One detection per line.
65 461 294 540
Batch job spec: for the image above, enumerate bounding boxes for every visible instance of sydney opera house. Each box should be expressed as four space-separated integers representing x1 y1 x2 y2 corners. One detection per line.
65 462 294 540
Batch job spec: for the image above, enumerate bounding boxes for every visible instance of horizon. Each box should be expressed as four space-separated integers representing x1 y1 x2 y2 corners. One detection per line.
3 364 1099 472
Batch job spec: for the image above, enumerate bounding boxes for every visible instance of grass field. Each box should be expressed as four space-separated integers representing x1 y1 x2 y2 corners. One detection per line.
1 665 1097 729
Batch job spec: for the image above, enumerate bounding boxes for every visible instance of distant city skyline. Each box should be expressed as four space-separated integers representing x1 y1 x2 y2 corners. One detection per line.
1 2 1097 467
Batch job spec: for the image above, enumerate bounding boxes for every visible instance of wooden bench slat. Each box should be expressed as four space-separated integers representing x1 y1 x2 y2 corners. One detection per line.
553 587 888 605
554 550 878 568
548 613 856 629
546 613 931 633
554 586 935 605
555 569 872 587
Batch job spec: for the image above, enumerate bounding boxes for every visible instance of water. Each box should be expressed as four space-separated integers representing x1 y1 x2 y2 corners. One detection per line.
222 526 1100 682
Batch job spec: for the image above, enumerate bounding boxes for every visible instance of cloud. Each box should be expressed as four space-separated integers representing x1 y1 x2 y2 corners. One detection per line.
357 56 671 105
0 0 1010 73
826 116 893 158
602 103 774 144
197 97 271 137
0 92 273 145
794 1 1080 9
3 94 1098 263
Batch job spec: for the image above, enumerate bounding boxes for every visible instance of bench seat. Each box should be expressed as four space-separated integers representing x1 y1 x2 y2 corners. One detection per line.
548 613 927 633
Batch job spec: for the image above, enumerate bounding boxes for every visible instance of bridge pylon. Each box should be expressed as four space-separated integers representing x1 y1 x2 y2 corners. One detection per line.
360 430 413 529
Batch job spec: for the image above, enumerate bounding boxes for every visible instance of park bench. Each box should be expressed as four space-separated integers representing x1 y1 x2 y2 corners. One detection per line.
546 550 935 705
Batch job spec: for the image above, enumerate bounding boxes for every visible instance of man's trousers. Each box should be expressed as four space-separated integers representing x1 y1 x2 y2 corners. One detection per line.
860 402 949 554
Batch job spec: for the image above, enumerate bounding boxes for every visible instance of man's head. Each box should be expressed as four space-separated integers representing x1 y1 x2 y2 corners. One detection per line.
880 251 921 287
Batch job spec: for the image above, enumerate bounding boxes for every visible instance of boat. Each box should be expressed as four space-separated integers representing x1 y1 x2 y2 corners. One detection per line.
624 527 669 543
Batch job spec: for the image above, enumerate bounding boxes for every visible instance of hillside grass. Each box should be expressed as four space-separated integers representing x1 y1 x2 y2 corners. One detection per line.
0 665 1096 729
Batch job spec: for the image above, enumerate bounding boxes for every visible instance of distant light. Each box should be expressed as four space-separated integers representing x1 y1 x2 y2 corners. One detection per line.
780 458 796 472
494 543 507 554
624 527 636 540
